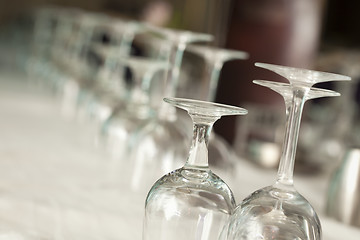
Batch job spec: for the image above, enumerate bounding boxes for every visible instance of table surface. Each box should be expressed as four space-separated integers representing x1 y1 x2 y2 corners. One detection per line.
0 69 359 239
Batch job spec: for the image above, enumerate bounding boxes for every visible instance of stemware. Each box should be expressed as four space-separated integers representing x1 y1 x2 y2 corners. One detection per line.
143 97 247 240
82 20 148 125
53 10 103 118
93 19 147 87
185 45 248 173
126 27 213 193
296 50 360 170
224 63 350 240
185 45 248 101
62 12 111 121
101 56 169 161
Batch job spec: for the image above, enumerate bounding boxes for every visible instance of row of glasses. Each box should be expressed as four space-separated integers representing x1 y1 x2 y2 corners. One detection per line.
30 9 253 238
5 6 357 239
142 63 351 240
24 6 352 240
27 7 251 193
0 6 233 238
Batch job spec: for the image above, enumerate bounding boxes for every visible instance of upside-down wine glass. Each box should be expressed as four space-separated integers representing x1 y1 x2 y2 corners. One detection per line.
126 27 213 193
92 19 146 89
63 12 112 121
143 97 248 240
55 10 103 119
84 20 148 126
185 45 248 173
101 56 169 162
28 7 82 97
224 62 350 240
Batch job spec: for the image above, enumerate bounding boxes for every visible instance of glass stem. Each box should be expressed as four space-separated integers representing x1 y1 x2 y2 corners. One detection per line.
158 42 186 121
276 87 308 186
205 60 222 102
185 116 218 168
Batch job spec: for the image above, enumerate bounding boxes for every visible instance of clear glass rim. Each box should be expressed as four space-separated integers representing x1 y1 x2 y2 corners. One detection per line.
253 80 341 99
145 24 213 44
164 97 248 117
255 62 351 84
186 45 249 60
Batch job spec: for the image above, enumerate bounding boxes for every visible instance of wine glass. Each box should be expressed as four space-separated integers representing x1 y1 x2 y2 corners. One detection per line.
101 56 169 161
126 27 213 193
143 97 248 240
61 12 111 121
224 62 350 240
52 10 103 119
82 20 148 125
185 45 248 173
185 45 248 101
29 7 75 91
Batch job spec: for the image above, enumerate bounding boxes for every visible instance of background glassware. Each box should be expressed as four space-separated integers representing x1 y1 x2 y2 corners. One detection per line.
26 7 55 85
184 45 248 101
60 12 111 122
101 56 169 164
326 148 360 227
295 50 360 173
83 20 149 127
233 103 285 168
224 62 350 240
143 97 247 240
185 45 248 173
126 27 213 194
135 35 173 110
50 10 97 118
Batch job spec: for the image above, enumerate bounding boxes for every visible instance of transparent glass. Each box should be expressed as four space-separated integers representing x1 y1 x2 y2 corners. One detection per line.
185 45 248 173
27 7 55 85
83 20 148 126
101 56 168 161
56 11 108 119
126 27 213 194
224 62 350 240
143 97 247 240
